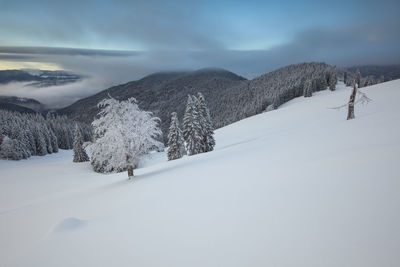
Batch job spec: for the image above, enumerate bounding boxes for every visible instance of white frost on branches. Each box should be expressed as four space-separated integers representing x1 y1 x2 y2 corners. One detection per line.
330 88 372 110
90 97 163 173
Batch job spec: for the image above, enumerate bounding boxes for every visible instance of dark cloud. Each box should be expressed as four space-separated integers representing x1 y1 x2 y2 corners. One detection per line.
1 20 399 108
0 54 34 60
0 47 140 57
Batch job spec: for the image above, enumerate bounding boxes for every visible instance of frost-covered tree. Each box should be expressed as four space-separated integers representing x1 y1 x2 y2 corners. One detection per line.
331 79 371 120
195 92 215 152
303 80 313 97
33 124 47 156
73 125 89 163
183 95 202 155
329 71 337 91
347 81 357 120
0 136 26 160
0 110 90 160
167 112 186 160
90 97 163 178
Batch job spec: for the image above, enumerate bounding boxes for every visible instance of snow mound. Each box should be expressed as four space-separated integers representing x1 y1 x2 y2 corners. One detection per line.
52 217 86 233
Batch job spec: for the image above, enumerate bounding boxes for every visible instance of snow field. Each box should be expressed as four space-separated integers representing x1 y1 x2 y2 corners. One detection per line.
0 80 399 267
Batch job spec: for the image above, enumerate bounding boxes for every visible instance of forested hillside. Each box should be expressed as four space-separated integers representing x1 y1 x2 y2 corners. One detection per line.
58 63 337 142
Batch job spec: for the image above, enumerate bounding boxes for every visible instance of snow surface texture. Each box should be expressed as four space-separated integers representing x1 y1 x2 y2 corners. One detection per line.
0 81 399 267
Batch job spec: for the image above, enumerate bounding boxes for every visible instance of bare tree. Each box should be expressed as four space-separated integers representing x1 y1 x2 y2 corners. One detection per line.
330 79 371 120
347 81 357 120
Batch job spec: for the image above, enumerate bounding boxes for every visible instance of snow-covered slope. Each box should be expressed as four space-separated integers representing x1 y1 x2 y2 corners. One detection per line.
1 81 399 267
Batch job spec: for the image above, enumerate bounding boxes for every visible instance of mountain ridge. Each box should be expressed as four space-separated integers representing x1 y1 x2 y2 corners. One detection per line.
57 63 334 141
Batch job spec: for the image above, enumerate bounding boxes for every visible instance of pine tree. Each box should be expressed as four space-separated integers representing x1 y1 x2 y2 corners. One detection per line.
0 136 26 160
73 125 89 163
329 71 336 91
167 112 186 160
195 92 215 152
0 110 91 160
316 76 328 91
33 124 47 156
344 72 347 85
183 95 202 155
49 129 59 153
303 80 313 97
272 95 281 109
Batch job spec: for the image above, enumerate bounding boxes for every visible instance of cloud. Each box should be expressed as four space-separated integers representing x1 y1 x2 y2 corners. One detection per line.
0 46 139 57
0 20 399 108
0 76 117 108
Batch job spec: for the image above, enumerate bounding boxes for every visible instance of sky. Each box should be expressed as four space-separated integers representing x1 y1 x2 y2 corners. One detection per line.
0 0 399 107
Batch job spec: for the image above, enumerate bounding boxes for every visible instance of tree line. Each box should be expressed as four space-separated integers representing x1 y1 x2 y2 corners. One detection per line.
0 110 91 160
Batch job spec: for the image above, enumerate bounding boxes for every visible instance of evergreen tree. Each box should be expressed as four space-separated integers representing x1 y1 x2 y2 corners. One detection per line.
49 129 59 153
329 71 336 91
73 125 89 163
195 92 215 152
316 76 328 91
183 95 202 155
167 112 186 160
344 72 347 85
0 136 26 160
33 124 47 156
303 80 313 97
0 110 91 160
272 95 281 109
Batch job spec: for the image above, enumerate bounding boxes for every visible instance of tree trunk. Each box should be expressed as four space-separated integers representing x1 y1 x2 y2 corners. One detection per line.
347 81 357 120
127 165 134 179
126 154 134 179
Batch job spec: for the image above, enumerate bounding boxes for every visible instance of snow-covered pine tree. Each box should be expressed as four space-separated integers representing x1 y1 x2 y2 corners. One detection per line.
272 95 281 110
73 125 89 163
195 92 215 152
33 124 47 156
167 112 186 160
90 97 163 178
49 129 58 153
0 110 89 160
183 95 202 155
344 72 348 85
303 80 313 97
0 136 26 160
329 71 336 91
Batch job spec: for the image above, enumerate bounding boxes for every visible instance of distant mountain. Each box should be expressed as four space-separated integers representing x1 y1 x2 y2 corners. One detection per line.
0 96 45 113
0 69 81 87
346 65 400 81
0 102 37 114
58 63 335 142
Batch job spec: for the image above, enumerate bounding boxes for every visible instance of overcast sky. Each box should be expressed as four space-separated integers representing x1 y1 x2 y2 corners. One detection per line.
0 0 399 107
